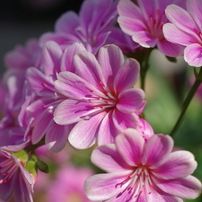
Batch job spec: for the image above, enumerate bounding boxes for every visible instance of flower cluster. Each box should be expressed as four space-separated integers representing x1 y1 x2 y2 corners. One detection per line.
0 0 201 201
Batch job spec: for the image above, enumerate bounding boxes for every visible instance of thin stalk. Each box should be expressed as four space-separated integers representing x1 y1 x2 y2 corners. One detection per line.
140 48 152 91
170 67 202 137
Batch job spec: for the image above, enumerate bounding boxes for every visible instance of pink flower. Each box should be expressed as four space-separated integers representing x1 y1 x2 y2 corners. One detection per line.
85 129 201 201
46 165 94 202
117 0 185 57
54 44 145 149
163 0 202 67
0 150 34 202
40 0 118 54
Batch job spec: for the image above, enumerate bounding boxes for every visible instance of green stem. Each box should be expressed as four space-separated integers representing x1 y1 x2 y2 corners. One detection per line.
140 48 152 91
25 138 45 153
170 67 202 137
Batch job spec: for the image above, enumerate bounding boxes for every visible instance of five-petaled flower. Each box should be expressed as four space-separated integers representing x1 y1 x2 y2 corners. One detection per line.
163 0 202 67
85 129 202 201
54 44 145 149
117 0 185 57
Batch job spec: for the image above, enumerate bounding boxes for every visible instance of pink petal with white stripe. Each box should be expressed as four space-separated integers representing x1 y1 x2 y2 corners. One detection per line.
117 89 145 114
68 112 106 149
116 129 144 166
142 134 173 168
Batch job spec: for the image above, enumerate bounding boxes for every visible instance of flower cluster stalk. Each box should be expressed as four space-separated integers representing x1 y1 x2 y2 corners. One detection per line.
170 67 202 137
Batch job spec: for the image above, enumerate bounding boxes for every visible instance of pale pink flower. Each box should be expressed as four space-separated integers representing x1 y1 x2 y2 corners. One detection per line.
85 129 201 201
0 150 34 202
117 0 185 57
163 0 202 67
54 44 145 149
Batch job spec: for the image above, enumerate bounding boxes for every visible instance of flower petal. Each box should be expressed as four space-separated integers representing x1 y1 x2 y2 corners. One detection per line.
137 0 157 18
184 43 202 67
118 0 143 21
98 45 124 90
163 23 198 46
74 50 104 90
147 186 183 202
84 172 131 201
114 58 140 94
61 42 86 72
112 110 138 132
97 111 118 145
55 71 98 98
115 129 144 166
55 11 79 33
26 67 54 96
54 99 100 125
45 124 72 152
117 89 145 114
142 134 173 168
91 144 130 173
31 108 53 144
68 112 106 149
186 0 202 29
118 17 146 36
132 31 158 48
165 5 200 40
155 176 202 200
40 41 62 78
157 39 184 57
153 151 197 179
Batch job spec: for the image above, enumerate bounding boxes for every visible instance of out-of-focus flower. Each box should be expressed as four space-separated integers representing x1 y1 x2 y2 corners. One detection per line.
0 150 34 202
40 0 118 54
117 0 185 57
0 82 6 118
54 44 145 149
22 41 85 152
163 0 202 67
106 27 141 54
0 39 41 150
85 129 201 201
3 38 41 114
46 165 94 202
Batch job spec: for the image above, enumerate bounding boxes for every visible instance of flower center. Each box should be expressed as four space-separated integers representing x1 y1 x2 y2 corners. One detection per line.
0 158 18 184
79 81 118 120
88 82 117 108
147 9 167 40
115 166 153 201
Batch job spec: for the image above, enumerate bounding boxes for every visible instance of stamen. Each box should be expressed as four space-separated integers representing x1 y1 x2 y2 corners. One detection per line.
115 167 153 201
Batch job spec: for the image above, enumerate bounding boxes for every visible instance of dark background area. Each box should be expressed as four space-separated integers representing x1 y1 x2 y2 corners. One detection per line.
0 0 83 74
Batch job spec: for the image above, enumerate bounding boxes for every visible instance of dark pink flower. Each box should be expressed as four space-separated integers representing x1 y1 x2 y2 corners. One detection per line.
117 0 185 57
85 129 202 201
163 0 202 66
54 44 145 149
0 150 34 202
